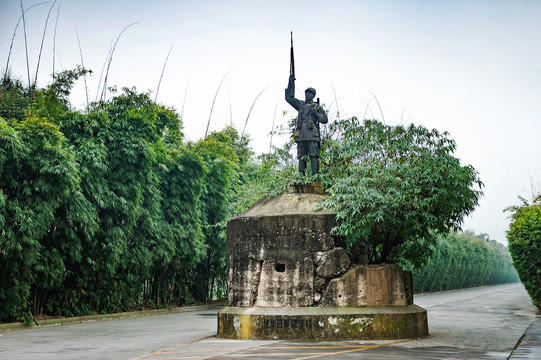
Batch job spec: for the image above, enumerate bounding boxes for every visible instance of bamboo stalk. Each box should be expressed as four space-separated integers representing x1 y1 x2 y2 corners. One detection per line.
269 99 279 153
33 0 57 99
95 42 113 102
228 85 233 126
100 22 140 102
180 80 189 121
205 67 233 139
241 85 273 138
368 91 385 124
362 99 375 120
155 43 173 103
19 0 31 92
332 84 340 121
1 2 49 102
52 3 60 79
74 25 89 108
400 108 407 125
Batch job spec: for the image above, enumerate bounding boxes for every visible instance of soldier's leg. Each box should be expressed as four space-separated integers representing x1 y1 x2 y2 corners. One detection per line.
297 141 307 175
308 141 320 175
311 157 319 175
299 159 307 175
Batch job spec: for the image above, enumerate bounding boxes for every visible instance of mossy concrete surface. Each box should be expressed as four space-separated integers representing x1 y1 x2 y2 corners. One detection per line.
218 305 428 340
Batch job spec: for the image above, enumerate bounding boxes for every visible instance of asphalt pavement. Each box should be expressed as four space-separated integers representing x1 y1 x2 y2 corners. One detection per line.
508 313 541 360
0 282 539 359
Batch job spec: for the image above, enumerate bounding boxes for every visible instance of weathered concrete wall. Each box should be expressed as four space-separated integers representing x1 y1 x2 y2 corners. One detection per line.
227 214 336 307
227 187 338 308
319 264 413 306
315 247 351 279
220 182 428 340
226 186 413 309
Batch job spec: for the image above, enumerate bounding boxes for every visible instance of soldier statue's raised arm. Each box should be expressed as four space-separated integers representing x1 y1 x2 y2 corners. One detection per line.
285 74 328 175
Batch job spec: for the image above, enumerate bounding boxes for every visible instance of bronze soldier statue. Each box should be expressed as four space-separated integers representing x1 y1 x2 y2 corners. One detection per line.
285 76 328 175
285 32 328 175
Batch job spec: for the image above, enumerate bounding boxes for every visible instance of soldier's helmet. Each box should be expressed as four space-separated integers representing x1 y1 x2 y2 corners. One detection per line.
305 87 316 96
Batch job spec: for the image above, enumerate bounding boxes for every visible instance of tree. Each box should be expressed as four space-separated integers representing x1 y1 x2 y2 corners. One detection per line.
55 87 208 312
0 73 31 121
319 118 483 267
31 66 91 120
190 126 253 301
506 195 541 309
0 115 87 320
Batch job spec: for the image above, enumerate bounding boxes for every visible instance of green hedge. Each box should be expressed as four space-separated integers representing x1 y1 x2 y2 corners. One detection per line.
506 196 541 309
408 232 518 293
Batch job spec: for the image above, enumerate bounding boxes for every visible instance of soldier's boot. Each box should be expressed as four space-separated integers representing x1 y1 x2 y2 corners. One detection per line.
310 157 319 175
299 159 306 175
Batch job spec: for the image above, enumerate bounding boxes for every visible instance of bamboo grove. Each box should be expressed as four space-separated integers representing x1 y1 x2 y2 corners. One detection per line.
407 232 518 293
0 70 254 321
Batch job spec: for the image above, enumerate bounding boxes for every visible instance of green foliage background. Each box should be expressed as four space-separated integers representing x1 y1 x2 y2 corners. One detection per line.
0 70 518 322
506 195 541 308
0 71 252 321
407 231 518 293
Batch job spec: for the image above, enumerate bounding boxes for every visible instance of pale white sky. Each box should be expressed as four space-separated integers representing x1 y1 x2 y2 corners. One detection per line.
1 0 540 244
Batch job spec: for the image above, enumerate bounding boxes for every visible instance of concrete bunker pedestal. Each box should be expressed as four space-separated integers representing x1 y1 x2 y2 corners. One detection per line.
218 182 428 340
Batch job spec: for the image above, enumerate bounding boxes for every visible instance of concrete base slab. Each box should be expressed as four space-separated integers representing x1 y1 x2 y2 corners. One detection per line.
218 305 428 340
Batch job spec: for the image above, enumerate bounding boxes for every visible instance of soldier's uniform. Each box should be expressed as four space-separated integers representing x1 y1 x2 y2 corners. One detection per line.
285 77 328 175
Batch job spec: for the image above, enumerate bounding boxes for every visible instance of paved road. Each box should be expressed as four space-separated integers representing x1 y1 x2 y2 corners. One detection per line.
0 283 538 359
